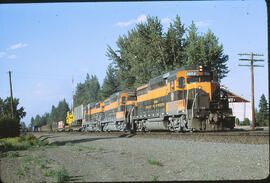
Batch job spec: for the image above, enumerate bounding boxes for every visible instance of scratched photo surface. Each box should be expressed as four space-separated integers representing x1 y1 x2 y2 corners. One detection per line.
0 1 268 182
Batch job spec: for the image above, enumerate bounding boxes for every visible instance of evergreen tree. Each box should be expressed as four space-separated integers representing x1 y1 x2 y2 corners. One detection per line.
0 97 26 122
48 105 57 124
74 74 101 106
56 99 70 123
40 113 50 126
185 23 229 81
107 15 229 89
20 121 26 130
35 115 41 127
30 117 35 128
100 63 121 100
256 94 269 126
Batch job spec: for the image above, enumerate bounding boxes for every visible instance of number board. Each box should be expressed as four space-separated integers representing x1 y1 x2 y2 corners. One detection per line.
186 71 198 76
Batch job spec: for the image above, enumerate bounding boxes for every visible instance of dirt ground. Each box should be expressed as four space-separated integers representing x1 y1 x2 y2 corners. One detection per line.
0 132 269 182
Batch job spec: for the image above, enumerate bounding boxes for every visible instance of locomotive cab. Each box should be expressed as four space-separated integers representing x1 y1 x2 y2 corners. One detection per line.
175 66 234 131
102 90 137 132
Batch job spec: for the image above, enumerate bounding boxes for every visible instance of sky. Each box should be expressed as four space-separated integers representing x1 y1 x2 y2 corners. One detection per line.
0 0 268 126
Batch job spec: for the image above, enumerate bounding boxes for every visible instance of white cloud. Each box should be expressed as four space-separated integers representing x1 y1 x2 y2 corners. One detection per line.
136 14 147 23
7 55 17 59
116 14 147 27
194 21 211 28
8 43 28 50
161 17 172 25
0 52 6 58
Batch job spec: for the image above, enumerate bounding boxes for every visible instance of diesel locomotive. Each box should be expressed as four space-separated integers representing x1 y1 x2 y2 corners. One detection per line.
70 66 235 132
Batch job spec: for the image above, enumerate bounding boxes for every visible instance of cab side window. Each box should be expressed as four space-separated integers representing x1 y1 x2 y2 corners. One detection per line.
122 96 126 104
170 80 174 90
178 77 185 88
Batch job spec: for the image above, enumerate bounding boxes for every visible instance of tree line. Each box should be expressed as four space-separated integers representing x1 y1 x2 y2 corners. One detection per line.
74 15 229 105
30 99 70 128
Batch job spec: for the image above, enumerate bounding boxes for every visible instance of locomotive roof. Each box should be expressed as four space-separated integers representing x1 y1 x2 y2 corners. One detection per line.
108 89 136 100
148 66 202 87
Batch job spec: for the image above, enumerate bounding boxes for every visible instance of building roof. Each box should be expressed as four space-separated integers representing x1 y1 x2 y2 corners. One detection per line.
220 87 250 103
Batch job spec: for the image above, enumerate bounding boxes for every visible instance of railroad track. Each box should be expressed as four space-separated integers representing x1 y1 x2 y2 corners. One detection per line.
35 129 269 145
51 129 269 137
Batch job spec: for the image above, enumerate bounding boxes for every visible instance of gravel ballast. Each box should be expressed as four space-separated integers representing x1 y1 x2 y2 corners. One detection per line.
0 132 269 182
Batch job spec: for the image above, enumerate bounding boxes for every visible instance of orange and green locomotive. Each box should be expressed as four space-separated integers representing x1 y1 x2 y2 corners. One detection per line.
132 66 234 132
75 66 235 132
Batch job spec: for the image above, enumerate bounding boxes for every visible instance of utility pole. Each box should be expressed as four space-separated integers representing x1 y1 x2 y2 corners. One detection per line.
238 52 264 130
72 76 74 114
8 71 14 119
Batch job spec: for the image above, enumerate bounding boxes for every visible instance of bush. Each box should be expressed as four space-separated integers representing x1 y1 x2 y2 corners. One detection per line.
235 118 240 125
0 116 20 138
0 134 49 152
243 118 250 126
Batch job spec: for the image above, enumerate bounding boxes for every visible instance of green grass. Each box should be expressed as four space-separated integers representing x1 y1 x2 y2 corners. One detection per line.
33 156 49 169
16 164 30 176
76 147 83 152
55 167 70 183
65 142 74 146
77 145 104 151
15 154 52 177
152 175 159 181
43 169 55 177
9 151 19 157
23 155 34 164
147 159 164 167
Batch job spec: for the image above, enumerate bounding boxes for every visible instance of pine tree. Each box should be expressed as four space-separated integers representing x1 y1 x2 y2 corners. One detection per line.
74 74 101 106
100 63 121 100
256 94 269 126
107 15 229 89
185 23 229 81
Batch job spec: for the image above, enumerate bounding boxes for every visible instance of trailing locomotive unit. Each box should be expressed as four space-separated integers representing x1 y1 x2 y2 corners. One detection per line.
102 90 136 131
132 66 235 132
82 101 104 131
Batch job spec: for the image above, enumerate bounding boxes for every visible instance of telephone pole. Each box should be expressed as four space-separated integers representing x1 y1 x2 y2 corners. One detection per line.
72 76 74 114
238 52 264 130
8 71 14 119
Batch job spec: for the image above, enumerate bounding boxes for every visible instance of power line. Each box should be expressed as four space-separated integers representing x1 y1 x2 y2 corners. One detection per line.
238 52 264 130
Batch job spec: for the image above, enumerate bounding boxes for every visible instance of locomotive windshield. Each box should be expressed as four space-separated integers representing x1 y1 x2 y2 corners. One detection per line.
178 77 185 88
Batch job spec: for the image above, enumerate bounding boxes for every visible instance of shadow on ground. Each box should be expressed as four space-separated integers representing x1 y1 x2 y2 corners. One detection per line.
50 134 137 146
38 135 61 141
